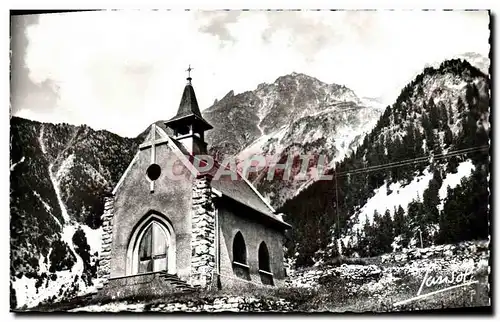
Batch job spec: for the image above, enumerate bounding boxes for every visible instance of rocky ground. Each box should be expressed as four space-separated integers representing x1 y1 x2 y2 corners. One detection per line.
24 240 490 313
286 239 490 312
69 296 294 313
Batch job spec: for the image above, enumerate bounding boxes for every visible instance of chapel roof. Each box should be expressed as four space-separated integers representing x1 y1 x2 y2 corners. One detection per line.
164 81 213 131
171 137 291 230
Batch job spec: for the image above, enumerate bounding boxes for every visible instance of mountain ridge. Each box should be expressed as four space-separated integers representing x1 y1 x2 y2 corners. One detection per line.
202 72 383 207
279 58 490 267
9 55 489 308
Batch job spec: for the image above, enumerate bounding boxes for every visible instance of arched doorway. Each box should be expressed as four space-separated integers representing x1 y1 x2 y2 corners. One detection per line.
127 212 176 276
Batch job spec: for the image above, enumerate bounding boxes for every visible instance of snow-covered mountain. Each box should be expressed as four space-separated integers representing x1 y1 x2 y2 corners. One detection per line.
280 58 490 267
203 72 384 207
454 52 489 75
423 52 490 78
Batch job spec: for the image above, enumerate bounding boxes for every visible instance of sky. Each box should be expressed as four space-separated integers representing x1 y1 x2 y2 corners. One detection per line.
10 10 490 137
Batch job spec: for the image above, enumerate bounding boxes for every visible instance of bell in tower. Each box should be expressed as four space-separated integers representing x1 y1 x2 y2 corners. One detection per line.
165 66 213 155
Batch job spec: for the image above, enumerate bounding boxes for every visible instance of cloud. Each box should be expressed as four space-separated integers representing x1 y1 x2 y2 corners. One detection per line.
10 14 59 117
11 10 490 137
196 10 241 44
260 11 381 59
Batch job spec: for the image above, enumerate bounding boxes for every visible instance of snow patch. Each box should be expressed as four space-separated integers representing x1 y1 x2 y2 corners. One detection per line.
438 160 475 210
80 225 103 256
33 191 53 213
12 250 79 309
70 302 146 312
55 154 76 182
39 126 47 154
236 126 288 163
15 125 94 309
350 167 433 234
10 156 25 171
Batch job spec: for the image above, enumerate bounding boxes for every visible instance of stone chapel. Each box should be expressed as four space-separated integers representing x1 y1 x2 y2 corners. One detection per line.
96 72 291 299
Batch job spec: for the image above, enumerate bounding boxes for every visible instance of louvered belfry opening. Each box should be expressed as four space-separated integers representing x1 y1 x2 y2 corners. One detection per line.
138 222 169 273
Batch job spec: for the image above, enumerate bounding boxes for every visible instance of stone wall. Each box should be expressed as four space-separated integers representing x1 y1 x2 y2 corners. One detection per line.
147 296 294 312
96 196 114 288
379 240 489 263
70 296 295 312
286 240 490 289
286 264 382 289
94 273 178 302
190 174 216 288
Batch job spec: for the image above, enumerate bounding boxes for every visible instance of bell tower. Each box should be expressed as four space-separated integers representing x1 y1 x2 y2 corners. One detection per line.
165 66 213 155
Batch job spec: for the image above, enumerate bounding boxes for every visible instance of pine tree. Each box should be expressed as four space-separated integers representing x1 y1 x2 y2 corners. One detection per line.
460 110 479 150
438 102 448 130
468 166 490 240
379 209 395 253
448 104 454 124
456 97 466 114
427 129 436 153
329 237 340 258
394 205 406 237
444 123 453 146
429 99 440 129
407 199 427 246
361 220 373 257
447 155 460 174
434 168 443 186
465 83 479 108
422 113 432 139
438 187 463 244
437 165 489 245
423 171 441 224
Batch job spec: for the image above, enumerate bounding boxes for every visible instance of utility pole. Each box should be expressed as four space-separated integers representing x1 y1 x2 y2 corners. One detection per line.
419 229 423 248
334 170 340 236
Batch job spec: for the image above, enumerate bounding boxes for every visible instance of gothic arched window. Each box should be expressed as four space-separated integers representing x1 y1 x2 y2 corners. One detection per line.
258 242 273 285
137 221 169 273
258 242 270 272
233 232 247 264
232 232 250 280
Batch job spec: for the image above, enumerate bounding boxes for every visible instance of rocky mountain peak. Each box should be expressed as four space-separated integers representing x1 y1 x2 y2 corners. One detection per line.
201 71 382 207
221 90 235 101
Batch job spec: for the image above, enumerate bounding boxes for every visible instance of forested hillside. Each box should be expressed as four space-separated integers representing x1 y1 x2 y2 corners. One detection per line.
279 59 490 267
10 117 141 307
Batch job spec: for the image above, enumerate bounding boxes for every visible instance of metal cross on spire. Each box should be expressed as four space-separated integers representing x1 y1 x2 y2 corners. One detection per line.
186 64 193 84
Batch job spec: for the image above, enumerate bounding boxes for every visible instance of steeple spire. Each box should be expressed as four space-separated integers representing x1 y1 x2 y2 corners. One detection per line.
164 68 213 155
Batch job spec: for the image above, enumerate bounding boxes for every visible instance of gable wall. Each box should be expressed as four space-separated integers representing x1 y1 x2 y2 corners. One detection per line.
110 143 194 281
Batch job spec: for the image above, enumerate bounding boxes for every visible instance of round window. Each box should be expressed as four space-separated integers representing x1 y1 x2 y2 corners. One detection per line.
146 164 161 181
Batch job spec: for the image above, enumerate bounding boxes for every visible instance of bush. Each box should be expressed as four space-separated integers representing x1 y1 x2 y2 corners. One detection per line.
49 240 76 273
10 283 17 310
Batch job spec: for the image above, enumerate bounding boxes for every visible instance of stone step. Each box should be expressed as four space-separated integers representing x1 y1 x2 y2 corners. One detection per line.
158 272 197 292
